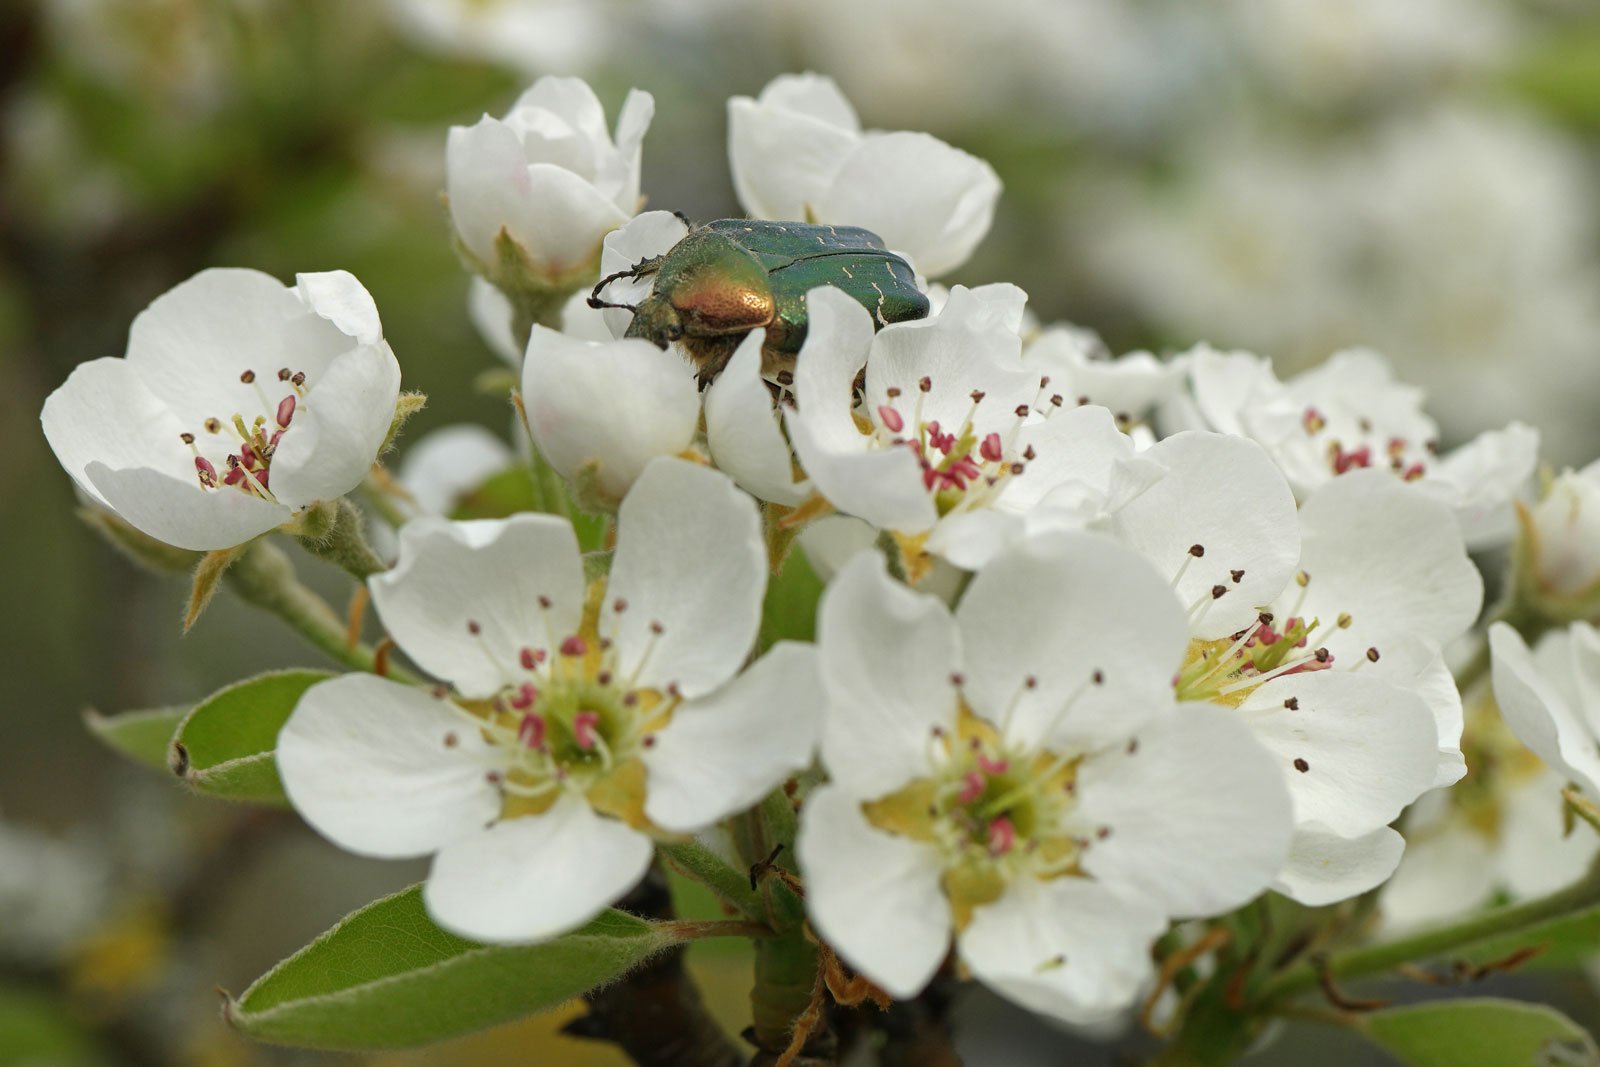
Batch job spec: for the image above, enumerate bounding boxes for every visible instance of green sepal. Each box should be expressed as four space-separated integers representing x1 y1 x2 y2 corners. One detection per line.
381 391 429 455
1360 998 1599 1067
225 885 682 1050
170 669 334 805
83 705 187 773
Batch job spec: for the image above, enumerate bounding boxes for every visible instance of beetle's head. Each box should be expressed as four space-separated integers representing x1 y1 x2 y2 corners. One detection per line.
624 295 686 349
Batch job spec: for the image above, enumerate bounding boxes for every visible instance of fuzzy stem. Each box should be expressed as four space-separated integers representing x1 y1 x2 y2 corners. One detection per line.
295 497 388 580
224 540 417 682
659 840 767 921
1260 857 1600 1006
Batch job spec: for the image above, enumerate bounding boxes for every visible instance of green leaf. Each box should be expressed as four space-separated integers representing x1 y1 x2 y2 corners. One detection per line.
84 705 186 773
0 984 104 1064
172 669 333 804
450 465 540 520
226 884 680 1050
1362 998 1600 1067
760 543 824 650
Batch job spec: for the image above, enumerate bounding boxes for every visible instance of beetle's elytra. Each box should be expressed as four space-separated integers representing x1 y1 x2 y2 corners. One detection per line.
590 218 931 382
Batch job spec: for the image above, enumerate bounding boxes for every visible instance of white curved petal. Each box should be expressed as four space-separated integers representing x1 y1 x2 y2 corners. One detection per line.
1500 770 1600 900
370 514 584 697
469 278 523 365
598 211 690 339
958 877 1164 1025
124 267 357 420
644 642 820 832
425 796 653 943
521 326 699 502
1426 421 1539 549
396 424 516 518
957 532 1190 752
704 331 810 506
270 343 402 509
1491 623 1600 795
1367 636 1466 788
924 508 1023 572
1184 346 1281 438
604 459 765 699
796 785 949 999
1000 404 1157 516
1291 470 1481 664
1236 671 1440 837
814 132 1000 278
727 75 859 221
817 551 960 795
295 270 382 345
277 674 499 859
1108 432 1300 640
1077 706 1293 917
86 462 290 551
1273 824 1406 906
1380 822 1496 932
42 356 189 508
510 164 630 274
797 515 877 583
447 117 535 266
789 286 878 456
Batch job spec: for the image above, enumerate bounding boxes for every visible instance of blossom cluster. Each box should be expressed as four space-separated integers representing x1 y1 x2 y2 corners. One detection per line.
40 72 1599 1034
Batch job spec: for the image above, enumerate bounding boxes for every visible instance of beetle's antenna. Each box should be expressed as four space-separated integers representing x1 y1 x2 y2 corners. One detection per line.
587 267 643 311
671 210 694 229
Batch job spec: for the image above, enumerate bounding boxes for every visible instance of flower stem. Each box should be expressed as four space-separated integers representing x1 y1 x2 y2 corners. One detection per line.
1259 857 1600 1006
225 540 418 683
294 498 388 580
658 840 766 921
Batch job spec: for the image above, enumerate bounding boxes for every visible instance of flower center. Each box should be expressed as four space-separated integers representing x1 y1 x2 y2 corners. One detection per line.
436 599 677 826
862 706 1085 930
1300 405 1433 483
873 377 1036 518
185 367 307 501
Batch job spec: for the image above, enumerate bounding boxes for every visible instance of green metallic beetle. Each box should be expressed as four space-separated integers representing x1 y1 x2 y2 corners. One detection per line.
588 218 930 382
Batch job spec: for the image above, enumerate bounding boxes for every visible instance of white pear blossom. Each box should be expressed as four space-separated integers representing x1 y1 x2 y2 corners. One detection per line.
384 0 612 76
392 424 518 519
798 536 1293 1021
1515 460 1600 614
1108 443 1481 903
702 330 812 507
520 324 700 505
787 285 1163 574
1173 344 1538 548
1022 327 1189 424
41 268 401 551
1490 621 1600 801
278 459 819 943
594 210 692 341
447 76 653 284
728 73 1000 278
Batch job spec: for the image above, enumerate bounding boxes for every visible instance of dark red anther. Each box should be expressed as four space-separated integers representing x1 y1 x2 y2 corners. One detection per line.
559 635 588 657
509 682 537 710
222 466 245 486
276 394 296 428
518 712 546 749
980 432 1004 463
877 404 905 433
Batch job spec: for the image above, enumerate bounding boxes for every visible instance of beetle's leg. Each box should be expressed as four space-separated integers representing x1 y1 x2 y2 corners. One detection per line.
586 256 667 310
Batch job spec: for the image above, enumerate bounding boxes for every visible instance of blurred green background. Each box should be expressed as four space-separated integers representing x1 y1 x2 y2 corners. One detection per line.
8 1 1600 1063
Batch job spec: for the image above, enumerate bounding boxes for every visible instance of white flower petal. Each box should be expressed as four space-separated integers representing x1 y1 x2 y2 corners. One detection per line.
1380 822 1496 932
1500 769 1600 900
86 462 290 551
370 514 584 698
1491 622 1600 795
644 642 821 832
42 356 190 509
1291 470 1482 664
1184 345 1280 439
425 796 653 943
796 784 949 999
728 74 859 222
1424 421 1539 549
704 331 810 506
1108 432 1300 640
295 270 383 345
958 877 1164 1025
521 325 699 501
817 551 960 795
270 343 402 509
1236 671 1440 837
604 459 765 699
597 211 690 339
447 117 535 266
1077 706 1293 917
814 132 1001 278
277 674 499 859
957 532 1190 752
1367 635 1466 788
396 424 516 518
512 163 631 273
1273 824 1406 906
469 277 523 364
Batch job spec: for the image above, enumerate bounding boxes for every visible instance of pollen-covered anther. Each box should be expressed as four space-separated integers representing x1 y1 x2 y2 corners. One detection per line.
877 404 905 433
517 712 546 749
987 816 1017 856
559 635 588 657
572 711 601 751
